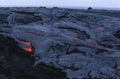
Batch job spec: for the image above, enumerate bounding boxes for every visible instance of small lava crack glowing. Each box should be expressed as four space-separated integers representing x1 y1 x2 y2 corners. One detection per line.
116 67 120 70
23 41 33 53
93 29 105 32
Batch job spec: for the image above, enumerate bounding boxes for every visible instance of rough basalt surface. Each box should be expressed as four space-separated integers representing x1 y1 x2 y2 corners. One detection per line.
0 7 120 79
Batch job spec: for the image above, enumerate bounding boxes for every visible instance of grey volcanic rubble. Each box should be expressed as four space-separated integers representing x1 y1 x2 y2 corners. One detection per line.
0 7 120 79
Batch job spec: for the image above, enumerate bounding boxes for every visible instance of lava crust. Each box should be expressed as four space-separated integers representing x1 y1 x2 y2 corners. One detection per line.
0 7 120 79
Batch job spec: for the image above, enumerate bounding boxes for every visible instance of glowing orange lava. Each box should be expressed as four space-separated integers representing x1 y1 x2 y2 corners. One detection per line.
73 37 80 40
116 67 120 70
90 41 98 45
23 41 33 53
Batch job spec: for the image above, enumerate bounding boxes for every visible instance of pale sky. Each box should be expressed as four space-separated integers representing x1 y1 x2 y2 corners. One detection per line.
0 0 120 9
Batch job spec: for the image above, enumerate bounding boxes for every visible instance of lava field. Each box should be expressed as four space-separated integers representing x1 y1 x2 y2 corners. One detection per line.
0 7 120 79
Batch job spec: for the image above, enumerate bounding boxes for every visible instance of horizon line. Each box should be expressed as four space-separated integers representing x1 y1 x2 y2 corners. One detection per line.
0 6 120 10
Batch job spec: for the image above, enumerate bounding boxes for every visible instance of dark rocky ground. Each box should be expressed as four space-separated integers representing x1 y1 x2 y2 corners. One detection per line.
0 7 120 79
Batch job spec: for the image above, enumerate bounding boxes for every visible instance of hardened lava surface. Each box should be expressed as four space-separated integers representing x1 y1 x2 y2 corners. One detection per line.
0 7 120 79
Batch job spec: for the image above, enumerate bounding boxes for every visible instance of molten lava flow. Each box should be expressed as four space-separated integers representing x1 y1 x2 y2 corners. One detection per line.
73 37 80 40
23 41 33 53
116 67 120 70
90 41 98 46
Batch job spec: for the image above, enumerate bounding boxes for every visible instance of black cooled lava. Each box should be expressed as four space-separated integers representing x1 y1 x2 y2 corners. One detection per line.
0 7 120 79
0 34 66 79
